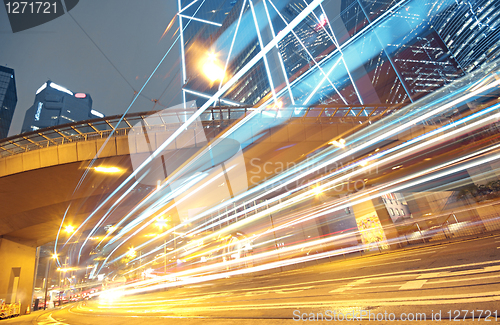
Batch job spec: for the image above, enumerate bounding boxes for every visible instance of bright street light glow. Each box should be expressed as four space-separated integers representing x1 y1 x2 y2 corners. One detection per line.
94 166 122 173
126 247 137 259
312 185 323 196
202 52 224 82
65 225 75 234
155 217 168 230
329 138 346 148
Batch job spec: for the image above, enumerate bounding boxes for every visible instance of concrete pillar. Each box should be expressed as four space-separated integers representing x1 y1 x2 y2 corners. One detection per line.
351 195 398 251
0 237 37 314
467 163 500 232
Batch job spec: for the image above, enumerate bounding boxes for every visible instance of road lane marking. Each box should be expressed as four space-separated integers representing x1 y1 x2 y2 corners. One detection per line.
37 313 70 325
417 272 441 279
330 279 370 293
366 258 421 268
399 280 427 290
81 291 500 314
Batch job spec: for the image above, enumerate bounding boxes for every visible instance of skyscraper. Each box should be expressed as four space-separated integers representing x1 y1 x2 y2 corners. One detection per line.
179 0 500 109
0 66 18 139
21 80 104 133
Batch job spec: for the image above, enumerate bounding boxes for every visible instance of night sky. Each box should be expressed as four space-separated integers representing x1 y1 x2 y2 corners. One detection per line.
0 0 182 137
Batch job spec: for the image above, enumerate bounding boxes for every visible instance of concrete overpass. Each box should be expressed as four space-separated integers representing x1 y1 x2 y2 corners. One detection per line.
0 104 400 312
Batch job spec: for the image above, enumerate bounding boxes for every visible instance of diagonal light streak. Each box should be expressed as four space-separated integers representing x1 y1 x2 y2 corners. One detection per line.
315 2 364 104
262 0 295 104
249 0 278 104
218 0 247 92
64 0 209 253
267 0 347 105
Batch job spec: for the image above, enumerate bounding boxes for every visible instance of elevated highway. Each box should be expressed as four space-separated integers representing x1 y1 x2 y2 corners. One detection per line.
0 104 399 311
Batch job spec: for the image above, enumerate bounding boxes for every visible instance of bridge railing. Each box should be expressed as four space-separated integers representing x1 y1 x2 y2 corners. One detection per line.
0 105 398 158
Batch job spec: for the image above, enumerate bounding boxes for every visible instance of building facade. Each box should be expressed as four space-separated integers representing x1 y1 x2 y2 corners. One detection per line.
21 80 104 133
0 66 18 139
178 0 500 109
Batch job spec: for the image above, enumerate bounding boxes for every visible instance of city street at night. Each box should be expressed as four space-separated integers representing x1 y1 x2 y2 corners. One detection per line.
2 0 500 323
5 234 500 324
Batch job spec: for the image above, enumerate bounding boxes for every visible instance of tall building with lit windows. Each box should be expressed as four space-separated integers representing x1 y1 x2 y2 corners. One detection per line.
179 0 500 109
0 65 18 139
21 80 104 133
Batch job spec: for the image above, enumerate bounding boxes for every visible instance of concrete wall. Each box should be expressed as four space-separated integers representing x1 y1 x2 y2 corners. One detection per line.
0 238 36 314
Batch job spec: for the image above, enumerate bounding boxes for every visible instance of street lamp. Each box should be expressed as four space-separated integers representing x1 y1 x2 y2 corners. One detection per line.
43 254 57 310
202 52 224 82
64 225 75 234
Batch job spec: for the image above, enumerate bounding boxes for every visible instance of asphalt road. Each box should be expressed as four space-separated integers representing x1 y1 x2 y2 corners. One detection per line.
4 234 500 324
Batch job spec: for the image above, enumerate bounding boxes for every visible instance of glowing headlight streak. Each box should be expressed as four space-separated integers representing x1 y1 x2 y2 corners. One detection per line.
77 0 327 263
182 89 241 106
67 0 210 254
104 172 208 248
161 93 500 267
78 1 496 278
76 175 147 263
98 167 235 272
183 100 500 255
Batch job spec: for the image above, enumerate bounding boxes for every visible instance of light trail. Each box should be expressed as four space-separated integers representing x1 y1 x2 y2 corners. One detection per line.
116 91 500 276
55 0 500 291
93 82 500 275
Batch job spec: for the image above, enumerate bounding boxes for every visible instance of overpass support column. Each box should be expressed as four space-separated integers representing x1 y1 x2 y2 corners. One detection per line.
0 237 37 314
351 195 398 252
467 163 500 232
